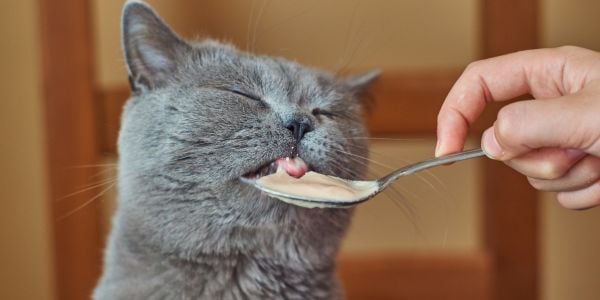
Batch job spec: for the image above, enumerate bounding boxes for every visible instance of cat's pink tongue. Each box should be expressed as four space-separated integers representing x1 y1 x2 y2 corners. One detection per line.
276 157 308 178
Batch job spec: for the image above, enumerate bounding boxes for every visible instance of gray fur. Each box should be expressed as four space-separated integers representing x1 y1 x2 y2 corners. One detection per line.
94 2 378 299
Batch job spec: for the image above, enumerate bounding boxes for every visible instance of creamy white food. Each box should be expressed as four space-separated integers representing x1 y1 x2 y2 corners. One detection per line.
255 166 378 208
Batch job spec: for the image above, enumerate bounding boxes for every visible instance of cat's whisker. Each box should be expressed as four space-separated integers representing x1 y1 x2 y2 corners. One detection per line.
421 169 452 201
332 152 395 181
89 167 119 181
349 15 395 71
330 150 370 168
327 151 377 177
390 156 449 201
325 159 372 180
57 178 116 202
339 143 407 166
335 18 373 75
331 147 395 170
419 168 453 248
379 185 422 232
326 155 424 233
390 156 453 248
375 179 436 246
336 155 422 225
58 182 115 221
390 158 450 216
66 163 117 169
251 0 270 52
324 159 357 177
254 5 315 45
332 144 452 216
327 145 449 239
334 0 361 73
246 0 258 51
341 136 426 142
331 148 424 237
340 146 451 204
63 163 118 181
334 2 389 74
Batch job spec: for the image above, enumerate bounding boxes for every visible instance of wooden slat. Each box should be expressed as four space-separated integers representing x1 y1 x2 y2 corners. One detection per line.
337 252 492 300
482 0 539 57
39 1 102 299
481 163 539 300
481 1 540 300
97 88 130 154
366 70 460 135
367 69 508 135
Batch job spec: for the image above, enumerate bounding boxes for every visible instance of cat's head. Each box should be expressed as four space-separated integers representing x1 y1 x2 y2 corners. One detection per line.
118 1 378 218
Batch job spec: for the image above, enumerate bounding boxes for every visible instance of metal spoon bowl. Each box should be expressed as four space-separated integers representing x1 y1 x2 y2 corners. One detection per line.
244 149 486 208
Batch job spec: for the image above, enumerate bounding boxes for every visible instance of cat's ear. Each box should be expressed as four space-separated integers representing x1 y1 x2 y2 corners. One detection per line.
121 1 191 94
343 69 381 95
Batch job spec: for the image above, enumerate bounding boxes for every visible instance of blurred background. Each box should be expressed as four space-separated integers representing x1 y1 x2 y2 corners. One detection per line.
1 0 600 299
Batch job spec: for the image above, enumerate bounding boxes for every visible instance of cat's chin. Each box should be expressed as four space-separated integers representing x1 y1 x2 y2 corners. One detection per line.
241 156 309 180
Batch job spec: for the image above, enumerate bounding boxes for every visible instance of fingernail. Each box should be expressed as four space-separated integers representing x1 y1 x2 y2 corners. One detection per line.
482 128 504 159
435 139 441 157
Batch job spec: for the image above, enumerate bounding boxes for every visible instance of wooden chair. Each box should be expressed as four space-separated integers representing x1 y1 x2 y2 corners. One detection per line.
39 0 539 299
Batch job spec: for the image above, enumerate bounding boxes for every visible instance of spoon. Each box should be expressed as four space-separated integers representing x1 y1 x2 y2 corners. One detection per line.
245 148 486 208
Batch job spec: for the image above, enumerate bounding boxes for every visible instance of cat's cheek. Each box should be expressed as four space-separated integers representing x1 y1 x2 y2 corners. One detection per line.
296 148 330 175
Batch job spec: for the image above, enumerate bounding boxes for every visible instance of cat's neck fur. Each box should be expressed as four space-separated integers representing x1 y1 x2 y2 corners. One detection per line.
96 183 351 299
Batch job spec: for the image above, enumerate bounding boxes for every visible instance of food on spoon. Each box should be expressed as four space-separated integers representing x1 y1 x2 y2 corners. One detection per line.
255 157 378 208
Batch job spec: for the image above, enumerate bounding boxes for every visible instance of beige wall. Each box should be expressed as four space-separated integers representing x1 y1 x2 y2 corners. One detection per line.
94 0 478 89
543 0 600 50
0 1 54 300
202 0 478 71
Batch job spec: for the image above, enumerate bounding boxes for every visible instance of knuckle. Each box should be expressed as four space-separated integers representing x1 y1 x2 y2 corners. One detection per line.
464 60 484 74
495 105 522 145
538 162 565 180
578 159 600 184
555 45 582 55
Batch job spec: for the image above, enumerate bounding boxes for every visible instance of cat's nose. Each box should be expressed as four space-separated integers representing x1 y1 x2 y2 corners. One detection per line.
285 120 313 142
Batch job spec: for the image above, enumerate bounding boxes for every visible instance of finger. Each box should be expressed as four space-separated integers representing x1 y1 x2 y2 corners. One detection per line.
528 155 600 191
437 47 600 157
480 92 600 160
436 48 570 156
556 181 600 210
503 148 586 180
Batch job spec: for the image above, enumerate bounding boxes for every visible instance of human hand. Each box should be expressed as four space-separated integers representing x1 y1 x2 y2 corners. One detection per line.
436 46 600 209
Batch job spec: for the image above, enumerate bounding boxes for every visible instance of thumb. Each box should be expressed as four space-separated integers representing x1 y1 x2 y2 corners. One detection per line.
481 92 600 160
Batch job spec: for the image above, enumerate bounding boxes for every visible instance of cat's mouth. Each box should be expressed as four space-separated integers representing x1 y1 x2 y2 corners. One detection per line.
242 157 309 180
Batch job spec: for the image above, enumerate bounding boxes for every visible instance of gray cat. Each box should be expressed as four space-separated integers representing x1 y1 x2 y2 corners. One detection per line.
94 1 378 299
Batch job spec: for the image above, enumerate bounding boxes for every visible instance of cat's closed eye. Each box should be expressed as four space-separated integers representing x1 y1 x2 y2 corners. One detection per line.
226 88 263 103
311 108 336 119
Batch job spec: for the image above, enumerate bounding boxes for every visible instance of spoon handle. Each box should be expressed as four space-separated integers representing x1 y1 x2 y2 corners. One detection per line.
377 148 486 189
